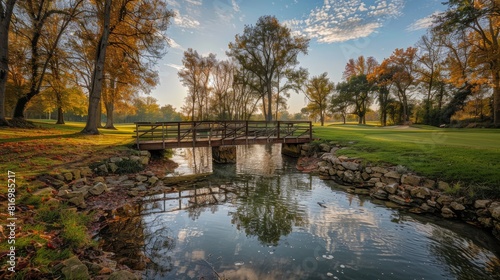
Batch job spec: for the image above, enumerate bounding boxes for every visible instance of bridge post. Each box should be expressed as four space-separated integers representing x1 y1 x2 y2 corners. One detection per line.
212 145 237 163
281 143 302 157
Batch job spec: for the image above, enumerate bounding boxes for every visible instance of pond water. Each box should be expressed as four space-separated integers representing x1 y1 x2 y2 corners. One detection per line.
105 145 500 280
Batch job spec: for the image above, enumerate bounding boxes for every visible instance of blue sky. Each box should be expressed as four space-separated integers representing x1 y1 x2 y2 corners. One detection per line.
153 0 444 113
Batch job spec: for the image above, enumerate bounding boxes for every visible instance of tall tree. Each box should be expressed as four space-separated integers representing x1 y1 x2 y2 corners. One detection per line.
304 72 333 126
11 0 84 124
386 47 418 123
435 0 500 125
368 59 395 126
81 0 173 134
227 15 309 121
0 0 17 126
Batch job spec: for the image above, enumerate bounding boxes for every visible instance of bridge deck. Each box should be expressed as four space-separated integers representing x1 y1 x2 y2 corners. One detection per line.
135 121 312 150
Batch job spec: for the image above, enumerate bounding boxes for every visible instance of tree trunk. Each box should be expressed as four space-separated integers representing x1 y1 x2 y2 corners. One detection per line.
81 0 111 135
492 70 500 126
104 101 116 129
266 83 272 121
56 107 65 124
0 0 17 126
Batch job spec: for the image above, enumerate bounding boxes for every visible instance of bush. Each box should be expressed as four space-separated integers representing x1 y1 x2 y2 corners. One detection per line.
115 159 144 174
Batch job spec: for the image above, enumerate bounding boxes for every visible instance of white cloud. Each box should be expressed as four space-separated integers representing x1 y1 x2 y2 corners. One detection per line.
166 63 184 71
173 9 200 29
185 0 202 6
286 0 404 43
407 12 440 32
166 38 184 51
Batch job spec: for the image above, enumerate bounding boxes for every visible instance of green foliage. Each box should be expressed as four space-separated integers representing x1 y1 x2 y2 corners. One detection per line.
115 159 144 174
34 247 72 268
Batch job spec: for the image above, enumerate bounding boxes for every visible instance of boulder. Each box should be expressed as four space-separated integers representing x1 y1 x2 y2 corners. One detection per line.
90 182 108 196
140 156 150 165
109 157 123 163
108 163 118 173
478 217 494 228
388 195 412 206
371 189 389 200
148 176 159 185
72 169 82 180
441 207 456 218
80 167 93 177
489 203 500 220
98 164 109 174
437 181 450 192
135 175 148 182
63 172 73 181
475 200 492 209
422 179 436 189
384 171 401 180
371 166 388 174
401 174 421 186
436 195 454 206
140 150 151 157
319 143 331 152
410 187 431 199
343 170 354 183
384 183 398 194
61 257 90 280
341 161 359 171
33 187 55 197
450 201 466 211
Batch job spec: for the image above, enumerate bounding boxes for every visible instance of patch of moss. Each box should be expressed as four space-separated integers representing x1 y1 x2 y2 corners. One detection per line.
115 159 144 174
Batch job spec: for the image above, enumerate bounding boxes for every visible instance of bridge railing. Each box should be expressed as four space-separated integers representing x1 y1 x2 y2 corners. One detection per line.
134 121 312 149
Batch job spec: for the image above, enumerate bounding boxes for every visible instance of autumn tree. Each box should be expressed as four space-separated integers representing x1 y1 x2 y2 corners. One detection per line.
304 73 333 126
179 49 216 121
81 0 173 134
386 47 418 124
435 0 500 125
330 88 352 124
227 15 309 121
369 59 395 126
0 0 17 126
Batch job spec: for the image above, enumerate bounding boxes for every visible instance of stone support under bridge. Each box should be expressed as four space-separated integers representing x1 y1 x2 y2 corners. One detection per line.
281 143 302 157
212 146 237 163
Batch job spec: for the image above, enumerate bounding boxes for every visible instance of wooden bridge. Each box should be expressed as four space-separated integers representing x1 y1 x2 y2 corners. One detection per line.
134 121 312 151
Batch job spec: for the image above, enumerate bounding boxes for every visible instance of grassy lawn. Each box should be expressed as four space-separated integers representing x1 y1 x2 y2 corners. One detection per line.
313 123 500 187
0 120 136 178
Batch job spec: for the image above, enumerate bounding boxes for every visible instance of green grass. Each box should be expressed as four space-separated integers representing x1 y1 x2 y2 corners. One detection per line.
313 123 500 187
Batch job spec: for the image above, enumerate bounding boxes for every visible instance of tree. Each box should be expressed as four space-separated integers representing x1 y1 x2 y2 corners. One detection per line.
386 47 418 123
330 88 352 124
81 0 173 134
0 0 17 126
304 73 333 126
179 49 216 121
369 59 395 126
227 15 309 121
435 0 500 125
11 0 84 124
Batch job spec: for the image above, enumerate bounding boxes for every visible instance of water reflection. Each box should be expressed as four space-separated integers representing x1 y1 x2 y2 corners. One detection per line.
101 145 500 280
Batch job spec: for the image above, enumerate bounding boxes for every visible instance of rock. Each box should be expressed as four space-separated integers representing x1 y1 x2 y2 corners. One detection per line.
328 168 336 176
343 170 354 183
410 187 431 199
98 164 109 174
80 167 93 177
441 207 456 218
478 217 494 228
319 143 331 152
450 201 466 211
409 207 426 214
371 166 388 174
475 200 492 209
69 194 86 208
33 187 55 196
148 176 159 185
388 195 412 206
427 199 438 208
58 189 70 198
367 177 381 185
63 172 73 181
353 171 363 183
99 267 114 275
135 175 148 182
140 150 151 157
83 261 103 275
384 183 398 194
476 208 490 217
128 190 140 197
361 172 371 181
437 181 450 192
90 182 108 196
94 176 105 183
384 171 401 180
371 189 389 200
72 169 82 180
341 161 359 171
422 179 436 189
419 203 435 213
489 205 500 220
110 157 123 163
108 163 118 173
401 174 421 186
365 167 372 174
61 257 90 280
437 195 454 206
354 188 370 195
374 182 385 189
140 156 150 165
130 155 141 162
109 270 139 280
121 180 136 188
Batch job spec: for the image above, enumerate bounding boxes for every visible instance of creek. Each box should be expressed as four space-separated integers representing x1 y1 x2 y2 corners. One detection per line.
102 144 500 280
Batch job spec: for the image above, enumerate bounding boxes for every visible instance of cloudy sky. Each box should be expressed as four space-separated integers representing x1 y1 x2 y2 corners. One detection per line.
154 0 444 113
